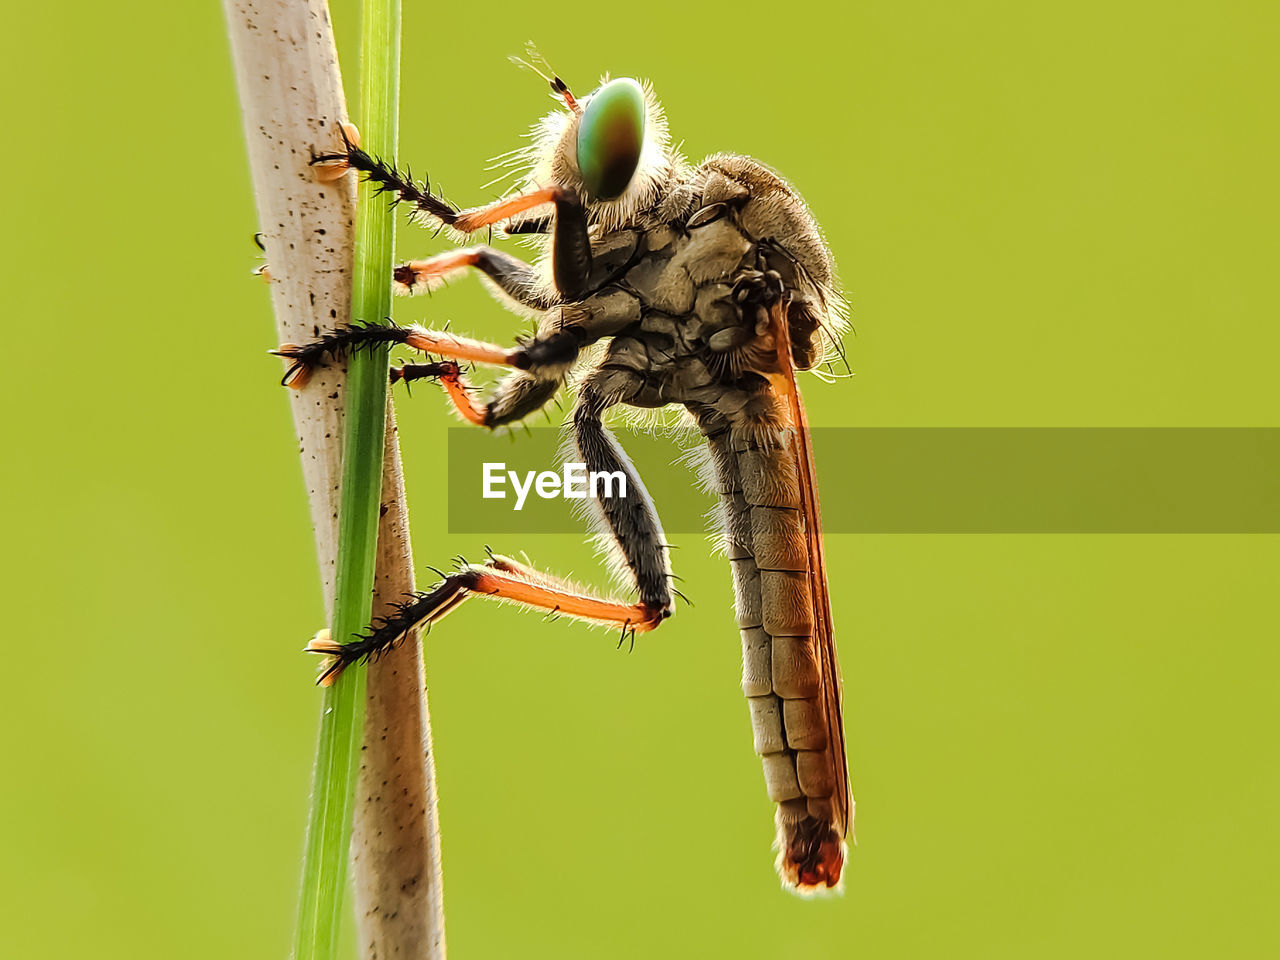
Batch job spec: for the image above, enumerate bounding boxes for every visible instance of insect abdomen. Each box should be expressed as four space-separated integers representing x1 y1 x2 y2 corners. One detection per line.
707 429 847 890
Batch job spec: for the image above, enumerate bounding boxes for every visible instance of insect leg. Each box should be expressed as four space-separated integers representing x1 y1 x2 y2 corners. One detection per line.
274 323 580 389
392 246 556 309
502 216 552 235
549 187 591 300
392 362 562 429
450 186 573 235
389 360 488 426
312 125 460 228
310 126 573 239
434 186 592 301
276 280 641 392
475 371 563 427
572 382 674 618
380 284 643 425
306 553 666 685
311 127 592 299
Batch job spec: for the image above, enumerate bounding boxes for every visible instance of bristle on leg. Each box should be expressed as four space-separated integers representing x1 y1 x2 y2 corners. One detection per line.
392 248 481 296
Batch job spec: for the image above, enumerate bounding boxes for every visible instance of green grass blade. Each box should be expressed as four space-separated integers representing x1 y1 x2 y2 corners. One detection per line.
293 0 401 957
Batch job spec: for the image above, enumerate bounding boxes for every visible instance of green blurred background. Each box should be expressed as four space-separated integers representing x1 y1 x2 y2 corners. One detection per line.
2 1 1276 957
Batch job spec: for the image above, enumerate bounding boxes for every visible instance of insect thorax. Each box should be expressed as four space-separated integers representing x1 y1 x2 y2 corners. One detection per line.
572 157 836 421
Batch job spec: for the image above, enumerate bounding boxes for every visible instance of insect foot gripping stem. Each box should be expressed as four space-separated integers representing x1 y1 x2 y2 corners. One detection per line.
302 572 478 687
309 122 461 227
310 122 362 182
304 556 669 686
272 322 414 388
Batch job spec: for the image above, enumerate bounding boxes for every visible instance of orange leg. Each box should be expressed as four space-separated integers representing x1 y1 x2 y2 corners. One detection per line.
310 128 562 234
452 186 565 234
274 323 521 389
391 246 553 307
309 124 592 298
445 185 591 299
306 554 667 685
401 328 515 367
392 248 482 295
391 361 486 426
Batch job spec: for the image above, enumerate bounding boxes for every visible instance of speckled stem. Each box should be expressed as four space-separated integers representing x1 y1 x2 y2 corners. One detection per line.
352 413 446 958
224 1 444 956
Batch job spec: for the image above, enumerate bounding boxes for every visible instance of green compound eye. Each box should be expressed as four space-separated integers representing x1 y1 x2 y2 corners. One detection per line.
576 77 646 201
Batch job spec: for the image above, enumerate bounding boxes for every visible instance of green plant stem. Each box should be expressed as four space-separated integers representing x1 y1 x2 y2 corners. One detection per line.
294 0 401 957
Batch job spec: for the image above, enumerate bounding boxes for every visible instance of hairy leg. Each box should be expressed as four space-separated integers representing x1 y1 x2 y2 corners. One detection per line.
306 552 668 685
273 322 581 389
392 246 555 310
273 280 644 393
392 361 562 428
572 383 675 617
311 125 593 299
302 375 677 685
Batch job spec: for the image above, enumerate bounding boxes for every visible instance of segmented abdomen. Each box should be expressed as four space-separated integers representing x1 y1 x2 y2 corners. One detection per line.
703 426 847 888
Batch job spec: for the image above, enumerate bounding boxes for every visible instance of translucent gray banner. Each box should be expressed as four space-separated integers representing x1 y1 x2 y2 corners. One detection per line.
446 428 1280 533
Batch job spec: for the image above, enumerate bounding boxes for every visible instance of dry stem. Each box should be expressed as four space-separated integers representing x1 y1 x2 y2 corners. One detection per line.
223 1 444 955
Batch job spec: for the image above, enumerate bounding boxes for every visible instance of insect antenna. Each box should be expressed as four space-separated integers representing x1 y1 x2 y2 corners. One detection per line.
508 43 552 82
509 43 579 113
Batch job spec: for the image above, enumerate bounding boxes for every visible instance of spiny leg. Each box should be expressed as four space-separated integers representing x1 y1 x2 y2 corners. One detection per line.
303 371 677 686
394 362 563 429
271 283 645 424
394 182 591 299
311 125 593 299
273 322 581 389
370 285 658 429
572 381 675 618
312 124 458 225
390 361 487 426
276 275 647 391
306 554 667 685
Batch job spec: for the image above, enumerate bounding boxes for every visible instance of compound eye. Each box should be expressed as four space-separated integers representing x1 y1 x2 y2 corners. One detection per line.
575 78 646 201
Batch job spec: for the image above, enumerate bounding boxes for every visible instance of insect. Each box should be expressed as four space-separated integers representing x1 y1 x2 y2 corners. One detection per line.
276 63 854 892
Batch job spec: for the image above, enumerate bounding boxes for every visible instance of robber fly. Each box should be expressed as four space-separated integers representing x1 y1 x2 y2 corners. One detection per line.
276 63 853 892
